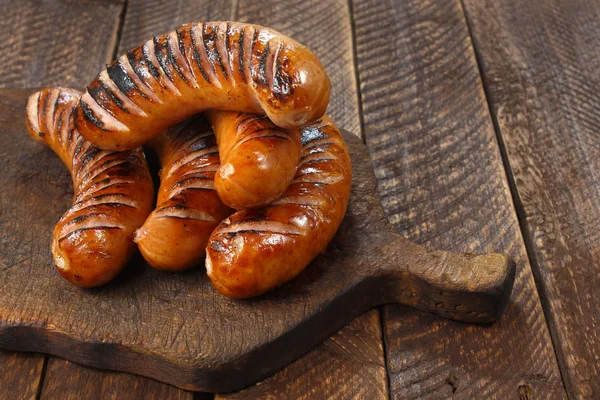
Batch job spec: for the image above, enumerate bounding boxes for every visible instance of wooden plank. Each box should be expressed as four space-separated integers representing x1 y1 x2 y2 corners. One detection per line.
351 0 566 398
40 359 197 400
0 86 46 400
0 0 125 88
217 1 383 399
117 0 233 54
235 0 362 135
216 310 387 400
0 350 45 400
462 0 600 398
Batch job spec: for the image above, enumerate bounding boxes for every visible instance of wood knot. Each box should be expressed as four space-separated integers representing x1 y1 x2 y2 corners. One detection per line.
518 384 533 400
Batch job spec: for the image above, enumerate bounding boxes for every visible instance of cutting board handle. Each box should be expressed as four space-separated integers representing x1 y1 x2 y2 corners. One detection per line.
371 229 515 323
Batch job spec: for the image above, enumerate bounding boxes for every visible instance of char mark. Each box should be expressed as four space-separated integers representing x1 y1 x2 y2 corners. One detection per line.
272 42 291 97
59 225 123 242
258 42 269 87
142 42 161 80
237 27 245 81
107 60 140 96
203 23 227 79
190 23 210 82
78 99 110 131
76 147 101 175
153 36 175 82
98 78 129 114
166 35 189 85
127 50 153 88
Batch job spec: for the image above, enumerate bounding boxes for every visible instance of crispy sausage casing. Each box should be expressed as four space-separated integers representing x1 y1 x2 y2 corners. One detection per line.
207 110 301 209
206 115 351 298
134 116 233 271
25 88 154 287
75 21 330 150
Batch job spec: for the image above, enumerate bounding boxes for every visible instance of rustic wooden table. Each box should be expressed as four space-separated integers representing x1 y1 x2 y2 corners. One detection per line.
1 0 597 398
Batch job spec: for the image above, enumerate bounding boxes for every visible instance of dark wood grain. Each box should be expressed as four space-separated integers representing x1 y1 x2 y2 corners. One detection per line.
0 88 512 392
218 1 373 398
0 0 125 88
40 358 195 400
216 310 387 400
117 0 234 54
463 0 600 398
351 0 566 398
0 350 45 400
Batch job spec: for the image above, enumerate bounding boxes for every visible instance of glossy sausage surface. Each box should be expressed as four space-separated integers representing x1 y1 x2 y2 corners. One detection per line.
206 115 351 298
25 88 154 287
75 21 330 150
134 116 233 271
207 110 301 209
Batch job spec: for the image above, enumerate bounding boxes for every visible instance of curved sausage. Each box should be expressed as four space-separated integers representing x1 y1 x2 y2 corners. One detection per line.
206 110 302 209
75 21 330 150
134 116 233 271
205 115 351 298
25 88 154 287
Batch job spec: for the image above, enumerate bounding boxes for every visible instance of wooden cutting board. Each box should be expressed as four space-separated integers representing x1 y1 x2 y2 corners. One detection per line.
0 89 515 392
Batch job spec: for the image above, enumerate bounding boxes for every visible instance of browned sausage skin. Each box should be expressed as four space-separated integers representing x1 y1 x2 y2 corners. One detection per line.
134 116 233 271
25 88 154 287
75 21 330 150
205 115 351 298
206 110 302 209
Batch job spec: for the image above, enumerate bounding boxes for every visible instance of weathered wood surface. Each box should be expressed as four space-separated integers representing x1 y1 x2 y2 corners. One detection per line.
0 0 125 89
0 88 512 392
217 310 387 400
463 0 600 398
40 358 195 400
0 350 45 400
351 0 566 398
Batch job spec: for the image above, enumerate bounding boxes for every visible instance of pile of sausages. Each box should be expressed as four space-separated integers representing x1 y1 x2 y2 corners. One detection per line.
24 22 351 299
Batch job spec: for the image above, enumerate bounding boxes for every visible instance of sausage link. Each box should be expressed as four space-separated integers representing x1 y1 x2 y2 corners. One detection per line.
134 116 233 271
75 21 330 150
25 88 154 287
205 115 351 298
206 110 301 209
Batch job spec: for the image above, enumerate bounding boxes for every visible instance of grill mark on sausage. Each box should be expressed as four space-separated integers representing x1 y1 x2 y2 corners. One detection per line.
140 45 160 81
272 41 291 97
154 205 215 222
237 27 245 81
257 41 269 88
78 159 129 184
203 23 228 80
98 76 128 113
59 225 124 242
76 147 101 176
190 23 210 83
218 220 303 236
106 59 139 96
154 36 175 83
166 33 189 86
174 28 197 86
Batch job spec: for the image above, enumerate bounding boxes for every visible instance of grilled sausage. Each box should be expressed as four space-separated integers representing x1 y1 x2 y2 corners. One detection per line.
25 88 154 287
134 116 233 271
75 21 331 151
206 110 302 209
206 115 351 298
